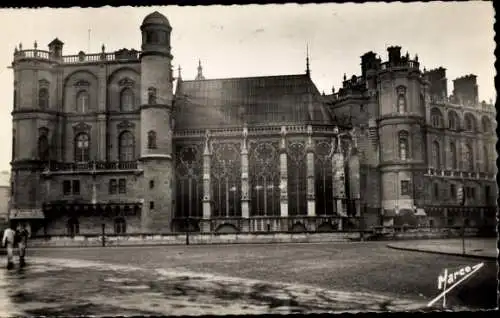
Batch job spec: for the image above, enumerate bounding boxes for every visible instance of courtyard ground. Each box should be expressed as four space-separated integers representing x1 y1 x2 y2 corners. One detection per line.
1 240 497 316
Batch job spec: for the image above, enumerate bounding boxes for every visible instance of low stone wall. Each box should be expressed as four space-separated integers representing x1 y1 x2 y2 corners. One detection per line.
26 227 491 248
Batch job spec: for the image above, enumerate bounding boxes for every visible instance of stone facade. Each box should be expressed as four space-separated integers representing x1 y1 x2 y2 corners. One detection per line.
9 12 496 236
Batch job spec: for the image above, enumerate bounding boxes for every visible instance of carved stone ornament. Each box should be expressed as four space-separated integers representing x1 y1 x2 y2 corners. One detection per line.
38 79 50 87
74 79 90 87
38 127 49 136
73 122 91 132
118 77 135 87
117 120 135 130
396 85 406 95
114 48 139 60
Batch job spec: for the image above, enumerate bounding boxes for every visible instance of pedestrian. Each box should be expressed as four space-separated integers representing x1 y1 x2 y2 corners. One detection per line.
2 223 16 269
16 223 29 268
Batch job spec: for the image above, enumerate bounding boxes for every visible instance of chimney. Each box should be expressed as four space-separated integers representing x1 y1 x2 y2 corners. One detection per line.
387 46 402 64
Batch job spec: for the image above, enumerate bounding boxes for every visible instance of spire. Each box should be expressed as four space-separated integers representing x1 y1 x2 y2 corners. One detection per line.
196 59 205 80
177 65 182 80
306 43 310 76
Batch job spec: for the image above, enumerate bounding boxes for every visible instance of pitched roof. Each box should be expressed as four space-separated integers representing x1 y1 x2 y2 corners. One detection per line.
174 74 331 129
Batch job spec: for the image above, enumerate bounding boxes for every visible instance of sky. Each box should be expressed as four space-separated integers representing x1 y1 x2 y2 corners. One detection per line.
0 2 495 173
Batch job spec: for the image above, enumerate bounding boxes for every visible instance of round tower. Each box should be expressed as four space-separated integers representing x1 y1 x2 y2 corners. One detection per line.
139 11 175 232
11 40 60 222
376 46 428 225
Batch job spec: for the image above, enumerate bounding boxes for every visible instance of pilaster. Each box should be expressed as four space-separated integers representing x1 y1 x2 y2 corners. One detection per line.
97 114 107 161
241 126 250 225
306 125 316 217
332 137 347 218
279 126 289 219
202 130 212 232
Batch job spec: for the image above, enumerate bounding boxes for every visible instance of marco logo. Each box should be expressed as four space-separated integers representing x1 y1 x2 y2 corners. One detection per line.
428 262 484 308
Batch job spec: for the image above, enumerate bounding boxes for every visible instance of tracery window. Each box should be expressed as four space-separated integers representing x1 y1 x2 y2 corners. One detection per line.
287 142 307 216
431 141 441 168
211 142 241 218
175 144 203 219
430 108 443 128
118 131 135 161
464 113 476 132
249 141 280 217
74 133 90 162
76 90 89 113
315 140 335 216
147 130 157 149
120 88 134 112
449 142 458 170
38 88 49 110
399 131 409 161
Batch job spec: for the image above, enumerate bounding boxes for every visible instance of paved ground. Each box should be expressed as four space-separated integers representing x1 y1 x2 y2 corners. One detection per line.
1 241 497 316
387 238 497 259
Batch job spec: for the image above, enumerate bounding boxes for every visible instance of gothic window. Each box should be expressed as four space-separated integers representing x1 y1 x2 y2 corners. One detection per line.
118 131 135 161
175 145 203 219
147 130 157 149
211 143 242 218
67 218 79 236
481 116 492 133
315 140 335 216
249 142 280 217
398 131 409 161
120 88 134 111
38 88 49 110
430 108 443 128
114 218 126 234
74 133 90 162
37 135 49 161
76 90 89 113
448 111 459 130
464 144 474 171
431 141 441 168
148 87 157 104
396 86 407 113
287 142 307 216
450 142 458 170
464 113 476 132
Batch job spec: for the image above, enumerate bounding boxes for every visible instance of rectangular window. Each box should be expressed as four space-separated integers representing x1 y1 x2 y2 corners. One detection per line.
485 186 491 204
72 180 80 195
450 184 456 199
109 179 117 194
401 180 410 196
118 178 126 194
433 183 439 199
149 180 155 189
63 180 71 195
150 201 155 210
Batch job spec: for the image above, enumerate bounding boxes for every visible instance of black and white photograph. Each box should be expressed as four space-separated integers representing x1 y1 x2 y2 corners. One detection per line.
0 1 497 316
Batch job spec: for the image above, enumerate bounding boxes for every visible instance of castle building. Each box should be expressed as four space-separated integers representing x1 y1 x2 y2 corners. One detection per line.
9 12 496 236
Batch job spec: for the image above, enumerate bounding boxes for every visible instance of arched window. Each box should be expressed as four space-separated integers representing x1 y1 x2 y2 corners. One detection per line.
118 131 135 161
76 90 89 113
67 218 79 236
147 130 157 149
39 88 49 110
448 110 459 130
148 87 157 105
482 116 492 133
120 88 134 112
464 113 476 132
450 142 457 170
464 144 474 171
431 141 441 168
483 145 489 172
396 86 407 113
74 133 90 162
114 217 126 234
430 108 443 128
398 131 409 160
38 135 49 161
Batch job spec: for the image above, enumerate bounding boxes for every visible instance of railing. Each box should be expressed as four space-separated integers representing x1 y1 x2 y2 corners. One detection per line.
426 168 494 180
379 60 420 71
46 161 139 172
14 49 140 64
